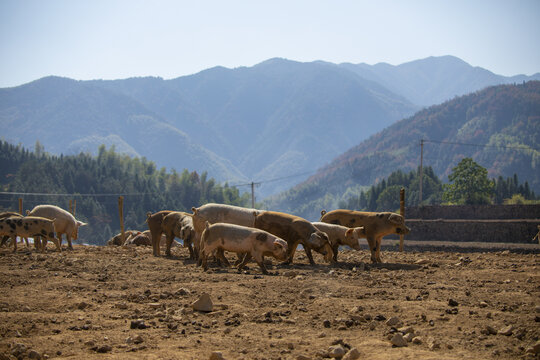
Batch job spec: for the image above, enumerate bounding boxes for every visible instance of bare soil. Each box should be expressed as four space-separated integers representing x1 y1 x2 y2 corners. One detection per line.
1 241 539 360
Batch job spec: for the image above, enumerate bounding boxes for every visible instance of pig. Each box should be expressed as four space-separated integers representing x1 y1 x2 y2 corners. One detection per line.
146 210 174 256
200 222 288 275
0 216 60 252
319 210 410 263
27 205 87 250
312 222 366 262
162 211 196 259
107 230 140 246
0 212 29 248
191 203 263 264
253 211 333 265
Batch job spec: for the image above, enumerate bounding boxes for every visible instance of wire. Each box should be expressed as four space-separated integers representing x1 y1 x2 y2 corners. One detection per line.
422 139 536 151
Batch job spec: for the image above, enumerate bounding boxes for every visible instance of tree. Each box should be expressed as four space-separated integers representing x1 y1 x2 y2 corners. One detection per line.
443 158 494 205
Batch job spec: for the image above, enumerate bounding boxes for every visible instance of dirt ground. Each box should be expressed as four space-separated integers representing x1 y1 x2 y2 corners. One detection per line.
0 241 539 360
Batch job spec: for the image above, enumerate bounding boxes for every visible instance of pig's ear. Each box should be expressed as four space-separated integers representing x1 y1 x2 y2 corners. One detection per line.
346 228 353 237
389 213 403 225
273 241 284 251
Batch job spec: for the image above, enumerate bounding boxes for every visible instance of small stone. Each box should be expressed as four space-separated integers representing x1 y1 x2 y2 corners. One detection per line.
296 355 312 360
175 288 190 296
390 333 408 347
427 338 440 350
323 319 331 328
485 325 497 335
192 293 213 312
412 336 423 345
369 321 377 330
342 347 360 360
148 303 161 309
77 302 89 310
96 345 112 353
130 319 148 329
385 316 401 327
498 325 514 336
398 326 414 335
28 350 42 359
403 333 415 342
209 351 225 360
448 298 459 307
328 345 346 358
283 270 299 277
133 335 144 344
479 301 488 308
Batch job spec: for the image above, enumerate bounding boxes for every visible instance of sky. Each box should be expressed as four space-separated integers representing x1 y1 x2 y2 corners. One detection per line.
1 0 539 88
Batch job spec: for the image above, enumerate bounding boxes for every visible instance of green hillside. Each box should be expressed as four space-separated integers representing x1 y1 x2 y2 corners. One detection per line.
265 81 540 220
0 142 249 245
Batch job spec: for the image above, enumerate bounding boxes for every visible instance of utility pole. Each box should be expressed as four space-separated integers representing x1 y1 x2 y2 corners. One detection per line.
251 182 255 208
250 182 261 208
419 139 424 205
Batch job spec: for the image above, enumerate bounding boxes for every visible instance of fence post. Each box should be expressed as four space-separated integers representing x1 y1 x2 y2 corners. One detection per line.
399 188 405 252
118 196 125 245
18 198 23 215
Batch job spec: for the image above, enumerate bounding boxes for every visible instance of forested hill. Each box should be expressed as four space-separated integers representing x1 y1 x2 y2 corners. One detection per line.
265 81 540 220
0 142 249 245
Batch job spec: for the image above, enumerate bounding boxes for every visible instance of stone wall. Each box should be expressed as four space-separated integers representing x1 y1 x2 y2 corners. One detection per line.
395 205 540 243
405 204 540 220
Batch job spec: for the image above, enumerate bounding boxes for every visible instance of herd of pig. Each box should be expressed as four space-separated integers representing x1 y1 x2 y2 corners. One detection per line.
0 203 410 274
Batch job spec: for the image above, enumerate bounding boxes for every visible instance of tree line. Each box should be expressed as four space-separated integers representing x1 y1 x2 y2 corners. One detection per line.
339 158 538 212
0 141 249 245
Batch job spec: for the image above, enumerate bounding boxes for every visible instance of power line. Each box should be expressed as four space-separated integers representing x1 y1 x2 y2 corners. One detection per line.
423 139 536 151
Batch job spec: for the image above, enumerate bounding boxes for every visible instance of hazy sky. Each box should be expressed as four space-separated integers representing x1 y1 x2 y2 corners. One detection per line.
1 0 539 88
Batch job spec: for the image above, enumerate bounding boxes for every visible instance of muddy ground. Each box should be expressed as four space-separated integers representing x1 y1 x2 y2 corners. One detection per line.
0 241 539 360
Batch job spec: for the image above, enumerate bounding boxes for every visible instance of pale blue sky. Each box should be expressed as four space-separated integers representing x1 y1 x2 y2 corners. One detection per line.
1 0 539 88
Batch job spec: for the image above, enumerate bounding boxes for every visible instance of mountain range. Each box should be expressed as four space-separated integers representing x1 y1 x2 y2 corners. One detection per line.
1 55 538 198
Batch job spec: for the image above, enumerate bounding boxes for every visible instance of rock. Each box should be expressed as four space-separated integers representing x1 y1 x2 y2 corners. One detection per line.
342 347 360 360
485 325 497 335
175 288 190 296
283 270 299 278
77 302 90 310
296 355 312 360
323 319 331 328
525 341 540 354
427 338 441 350
328 345 347 358
130 319 148 329
404 333 415 342
96 345 112 353
415 259 430 265
385 316 401 327
448 298 459 307
28 350 42 359
209 351 225 360
498 325 514 336
390 333 408 347
148 303 162 309
11 343 27 357
479 301 488 308
398 326 414 335
192 293 213 312
133 335 144 344
412 336 423 345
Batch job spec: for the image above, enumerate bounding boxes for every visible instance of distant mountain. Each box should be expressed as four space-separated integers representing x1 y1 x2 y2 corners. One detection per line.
1 56 538 197
340 55 540 106
0 76 246 182
265 81 540 220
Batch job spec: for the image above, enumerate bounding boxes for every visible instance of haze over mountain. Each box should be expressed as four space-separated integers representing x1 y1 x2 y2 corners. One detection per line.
265 81 540 220
1 56 538 197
